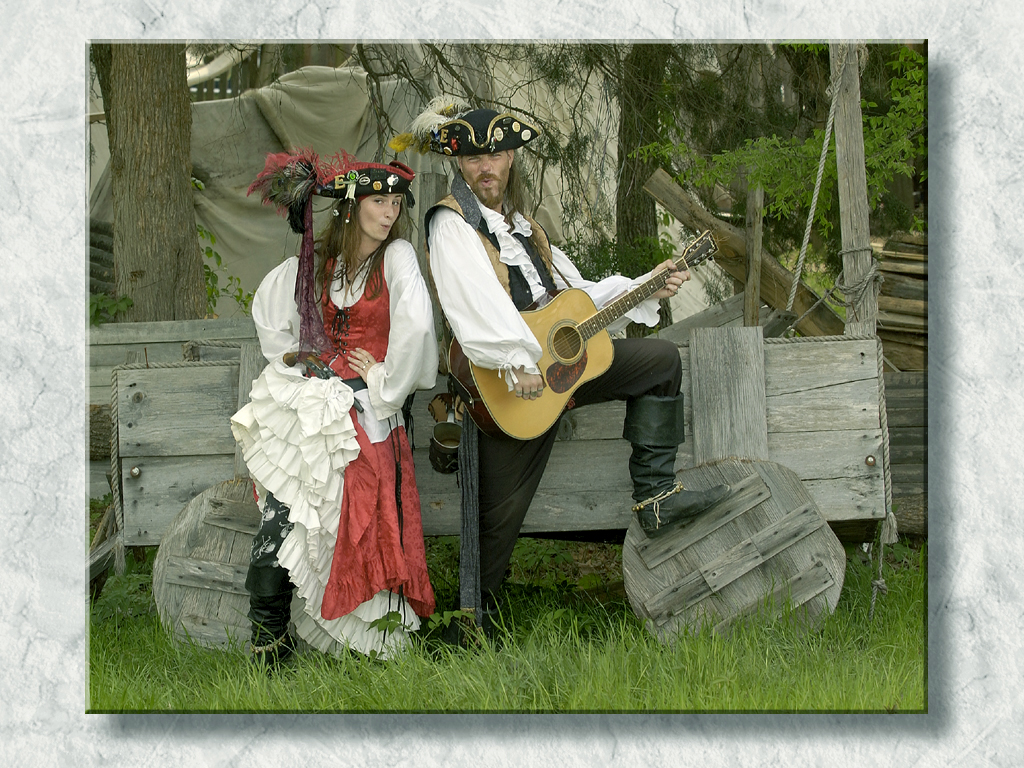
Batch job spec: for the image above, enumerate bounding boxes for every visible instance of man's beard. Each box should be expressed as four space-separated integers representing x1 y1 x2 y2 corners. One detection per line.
471 174 505 210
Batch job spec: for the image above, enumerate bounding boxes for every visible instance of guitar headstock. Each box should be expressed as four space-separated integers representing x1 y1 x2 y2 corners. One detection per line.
679 230 718 270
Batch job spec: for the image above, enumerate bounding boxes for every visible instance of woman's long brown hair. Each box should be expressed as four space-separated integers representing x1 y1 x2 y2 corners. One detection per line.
312 196 410 304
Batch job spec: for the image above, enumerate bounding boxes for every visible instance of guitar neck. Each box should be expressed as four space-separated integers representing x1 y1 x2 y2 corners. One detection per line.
577 233 713 341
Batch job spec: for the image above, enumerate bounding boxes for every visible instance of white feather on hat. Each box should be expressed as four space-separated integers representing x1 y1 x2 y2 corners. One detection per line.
389 96 471 154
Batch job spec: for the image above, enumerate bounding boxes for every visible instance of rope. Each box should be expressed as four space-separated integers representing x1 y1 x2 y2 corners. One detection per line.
786 43 848 313
869 335 898 621
782 43 882 338
108 366 125 575
182 339 243 359
754 333 897 620
780 259 883 338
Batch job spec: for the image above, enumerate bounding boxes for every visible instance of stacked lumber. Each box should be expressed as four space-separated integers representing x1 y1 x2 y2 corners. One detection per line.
883 371 927 536
876 232 927 371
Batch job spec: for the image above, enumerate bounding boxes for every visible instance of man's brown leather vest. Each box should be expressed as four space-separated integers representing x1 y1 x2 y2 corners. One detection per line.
425 195 557 310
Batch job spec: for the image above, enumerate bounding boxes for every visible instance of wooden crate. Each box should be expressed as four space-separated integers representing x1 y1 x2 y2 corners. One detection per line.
101 320 265 546
103 324 892 547
89 318 257 496
418 329 889 542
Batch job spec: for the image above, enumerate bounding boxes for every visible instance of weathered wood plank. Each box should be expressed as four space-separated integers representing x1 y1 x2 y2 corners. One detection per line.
121 455 236 545
832 42 877 332
879 270 927 301
235 341 267 478
176 614 247 647
651 503 827 628
89 318 255 407
745 183 765 327
205 495 261 535
768 429 884 481
878 296 927 316
711 559 835 634
690 327 769 462
117 365 239 457
886 407 928 428
801 476 886 522
644 569 713 625
877 310 928 332
878 260 927 276
415 439 636 536
637 471 770 569
643 168 845 338
700 538 764 595
766 377 881 433
887 426 926 464
163 554 249 595
884 370 927 387
90 341 242 373
623 459 846 641
152 479 255 649
890 462 926 486
763 338 879 395
90 317 256 346
88 537 116 583
658 294 778 344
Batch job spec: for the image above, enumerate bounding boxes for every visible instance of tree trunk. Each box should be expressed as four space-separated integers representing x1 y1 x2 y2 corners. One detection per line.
616 44 670 252
93 43 204 322
617 43 672 335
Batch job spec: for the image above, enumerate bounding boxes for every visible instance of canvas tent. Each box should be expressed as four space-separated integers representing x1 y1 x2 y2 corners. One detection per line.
89 57 715 320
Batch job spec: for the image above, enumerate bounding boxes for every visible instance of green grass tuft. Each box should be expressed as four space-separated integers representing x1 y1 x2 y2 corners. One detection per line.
88 535 925 713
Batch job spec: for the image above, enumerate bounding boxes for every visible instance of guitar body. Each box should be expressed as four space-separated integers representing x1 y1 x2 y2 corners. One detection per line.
449 288 615 440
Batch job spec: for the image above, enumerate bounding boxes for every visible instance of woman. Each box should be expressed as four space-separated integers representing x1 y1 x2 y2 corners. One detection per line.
232 149 437 665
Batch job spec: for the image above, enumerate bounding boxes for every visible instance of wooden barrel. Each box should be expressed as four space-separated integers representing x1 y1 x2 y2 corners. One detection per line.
152 478 261 648
623 458 846 642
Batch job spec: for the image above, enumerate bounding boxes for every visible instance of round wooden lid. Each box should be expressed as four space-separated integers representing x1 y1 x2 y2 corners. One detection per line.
152 478 260 648
623 458 846 642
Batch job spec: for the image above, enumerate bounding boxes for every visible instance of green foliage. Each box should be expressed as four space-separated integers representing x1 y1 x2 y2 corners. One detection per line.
89 293 133 325
638 44 926 278
565 230 678 284
90 549 157 625
194 177 254 317
368 610 414 636
198 222 254 317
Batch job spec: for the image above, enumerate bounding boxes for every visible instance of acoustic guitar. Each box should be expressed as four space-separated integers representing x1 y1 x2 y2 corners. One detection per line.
448 230 719 439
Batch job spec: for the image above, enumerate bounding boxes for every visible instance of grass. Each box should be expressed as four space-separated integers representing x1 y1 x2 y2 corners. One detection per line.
87 527 926 713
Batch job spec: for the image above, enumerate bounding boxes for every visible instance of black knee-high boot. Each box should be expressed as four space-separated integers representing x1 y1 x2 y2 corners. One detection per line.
245 492 296 667
245 563 295 665
624 394 730 538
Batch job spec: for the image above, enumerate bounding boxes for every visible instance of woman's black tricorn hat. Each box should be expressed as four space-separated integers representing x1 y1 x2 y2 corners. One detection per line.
318 154 416 203
389 97 541 157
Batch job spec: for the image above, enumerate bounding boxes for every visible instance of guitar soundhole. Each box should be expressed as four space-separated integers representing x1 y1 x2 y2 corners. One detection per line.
550 324 583 364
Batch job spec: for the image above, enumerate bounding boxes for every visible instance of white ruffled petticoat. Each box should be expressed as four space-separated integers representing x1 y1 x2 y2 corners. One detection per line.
231 360 420 659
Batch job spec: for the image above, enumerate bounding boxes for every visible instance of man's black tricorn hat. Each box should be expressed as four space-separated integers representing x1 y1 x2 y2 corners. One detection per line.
389 97 541 157
431 108 540 156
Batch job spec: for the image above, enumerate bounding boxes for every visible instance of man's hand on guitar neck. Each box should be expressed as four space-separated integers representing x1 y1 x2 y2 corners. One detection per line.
511 365 545 400
651 259 689 301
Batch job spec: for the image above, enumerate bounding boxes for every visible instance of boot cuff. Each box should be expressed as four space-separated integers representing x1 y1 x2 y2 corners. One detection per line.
623 393 686 446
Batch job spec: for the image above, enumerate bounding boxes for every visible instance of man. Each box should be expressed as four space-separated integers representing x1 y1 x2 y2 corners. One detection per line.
407 103 728 628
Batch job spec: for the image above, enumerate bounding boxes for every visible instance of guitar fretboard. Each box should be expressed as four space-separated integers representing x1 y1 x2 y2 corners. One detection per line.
577 231 716 341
